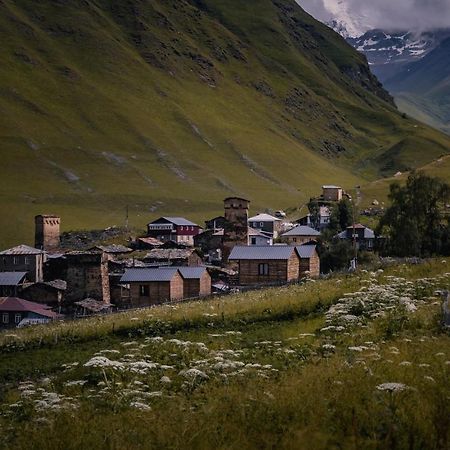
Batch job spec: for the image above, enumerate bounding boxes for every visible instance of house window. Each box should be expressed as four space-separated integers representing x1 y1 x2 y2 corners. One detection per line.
14 314 21 324
24 256 30 265
13 257 18 265
139 285 149 297
260 222 264 227
2 313 9 324
293 238 297 243
251 237 256 245
258 263 269 276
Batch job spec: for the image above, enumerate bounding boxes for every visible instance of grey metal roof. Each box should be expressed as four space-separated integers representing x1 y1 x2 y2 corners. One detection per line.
120 268 179 283
296 245 317 258
282 225 321 237
229 246 295 260
248 213 281 222
0 244 44 255
336 226 375 240
0 272 27 286
322 185 342 189
173 267 207 279
149 217 198 227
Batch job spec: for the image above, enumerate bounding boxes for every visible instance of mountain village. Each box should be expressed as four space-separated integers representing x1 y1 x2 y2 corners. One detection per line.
0 185 377 329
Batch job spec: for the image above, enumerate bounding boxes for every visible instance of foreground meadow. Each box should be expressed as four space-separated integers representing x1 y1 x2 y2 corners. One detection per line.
0 260 449 449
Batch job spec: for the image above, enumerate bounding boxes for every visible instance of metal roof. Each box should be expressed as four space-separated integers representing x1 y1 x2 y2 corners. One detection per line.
0 297 56 318
296 245 317 258
173 267 207 279
322 185 342 189
149 217 198 227
248 213 281 222
229 246 295 260
282 225 321 237
0 244 44 255
0 272 27 286
337 226 375 240
120 268 180 283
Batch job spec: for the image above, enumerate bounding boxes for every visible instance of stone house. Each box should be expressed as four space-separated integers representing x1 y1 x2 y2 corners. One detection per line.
0 272 27 297
120 268 184 307
143 248 203 267
64 251 110 304
0 245 46 282
21 280 66 309
222 197 250 263
35 215 60 252
0 297 56 329
281 225 321 245
176 267 211 298
322 185 343 202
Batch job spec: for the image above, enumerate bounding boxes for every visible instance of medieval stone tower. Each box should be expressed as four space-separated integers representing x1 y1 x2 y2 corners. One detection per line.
221 197 250 264
35 215 60 252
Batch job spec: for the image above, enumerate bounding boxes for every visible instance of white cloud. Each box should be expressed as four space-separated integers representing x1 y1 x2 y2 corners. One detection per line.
297 0 450 33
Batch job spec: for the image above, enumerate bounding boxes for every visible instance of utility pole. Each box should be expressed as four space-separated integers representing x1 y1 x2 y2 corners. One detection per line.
352 186 361 269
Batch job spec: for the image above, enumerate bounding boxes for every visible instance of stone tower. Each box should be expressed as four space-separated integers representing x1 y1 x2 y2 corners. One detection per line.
221 197 250 264
35 215 60 252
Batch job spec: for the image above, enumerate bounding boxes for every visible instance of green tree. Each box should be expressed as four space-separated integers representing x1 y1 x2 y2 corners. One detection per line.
307 199 320 230
338 198 353 230
376 172 450 257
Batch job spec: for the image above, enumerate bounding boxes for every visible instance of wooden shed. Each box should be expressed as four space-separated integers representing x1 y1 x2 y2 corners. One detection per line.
120 268 184 307
177 267 211 298
228 246 300 286
296 245 320 278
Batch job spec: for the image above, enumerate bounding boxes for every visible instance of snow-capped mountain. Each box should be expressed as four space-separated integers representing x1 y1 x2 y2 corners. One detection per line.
322 0 372 37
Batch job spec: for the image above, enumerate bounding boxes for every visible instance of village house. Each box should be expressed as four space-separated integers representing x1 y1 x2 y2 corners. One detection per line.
281 225 321 245
64 251 110 305
336 224 375 251
0 245 46 282
248 227 273 245
120 268 184 307
298 206 331 231
21 280 66 309
0 297 57 329
143 248 203 267
204 216 227 231
0 272 27 297
147 217 202 246
222 197 250 263
229 245 320 286
133 237 164 250
248 213 282 238
89 244 133 259
176 267 211 298
297 245 320 278
322 185 344 202
228 246 300 286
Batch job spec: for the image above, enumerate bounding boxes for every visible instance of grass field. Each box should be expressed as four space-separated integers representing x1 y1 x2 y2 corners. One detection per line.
1 0 450 248
0 259 449 449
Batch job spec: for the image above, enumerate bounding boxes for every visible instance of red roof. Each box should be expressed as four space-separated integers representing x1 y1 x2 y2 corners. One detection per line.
0 297 56 319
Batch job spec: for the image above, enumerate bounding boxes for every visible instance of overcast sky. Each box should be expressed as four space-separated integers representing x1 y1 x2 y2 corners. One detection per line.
297 0 450 33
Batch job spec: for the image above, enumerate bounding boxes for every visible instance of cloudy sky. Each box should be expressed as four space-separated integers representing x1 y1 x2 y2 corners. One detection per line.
297 0 450 33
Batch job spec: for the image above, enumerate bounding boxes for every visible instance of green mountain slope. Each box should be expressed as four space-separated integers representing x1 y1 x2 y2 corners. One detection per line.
1 0 450 247
385 38 450 135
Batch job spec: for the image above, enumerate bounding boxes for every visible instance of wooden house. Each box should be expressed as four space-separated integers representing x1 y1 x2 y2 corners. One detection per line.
176 267 211 298
296 245 320 278
228 246 300 286
281 225 321 245
204 216 227 231
0 272 27 297
0 297 56 329
0 245 46 282
120 268 184 307
147 217 202 246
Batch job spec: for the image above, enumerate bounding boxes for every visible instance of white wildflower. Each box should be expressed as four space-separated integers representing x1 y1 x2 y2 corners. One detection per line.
376 382 408 393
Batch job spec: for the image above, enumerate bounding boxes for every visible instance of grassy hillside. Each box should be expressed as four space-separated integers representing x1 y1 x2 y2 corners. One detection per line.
0 260 449 449
1 0 450 247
